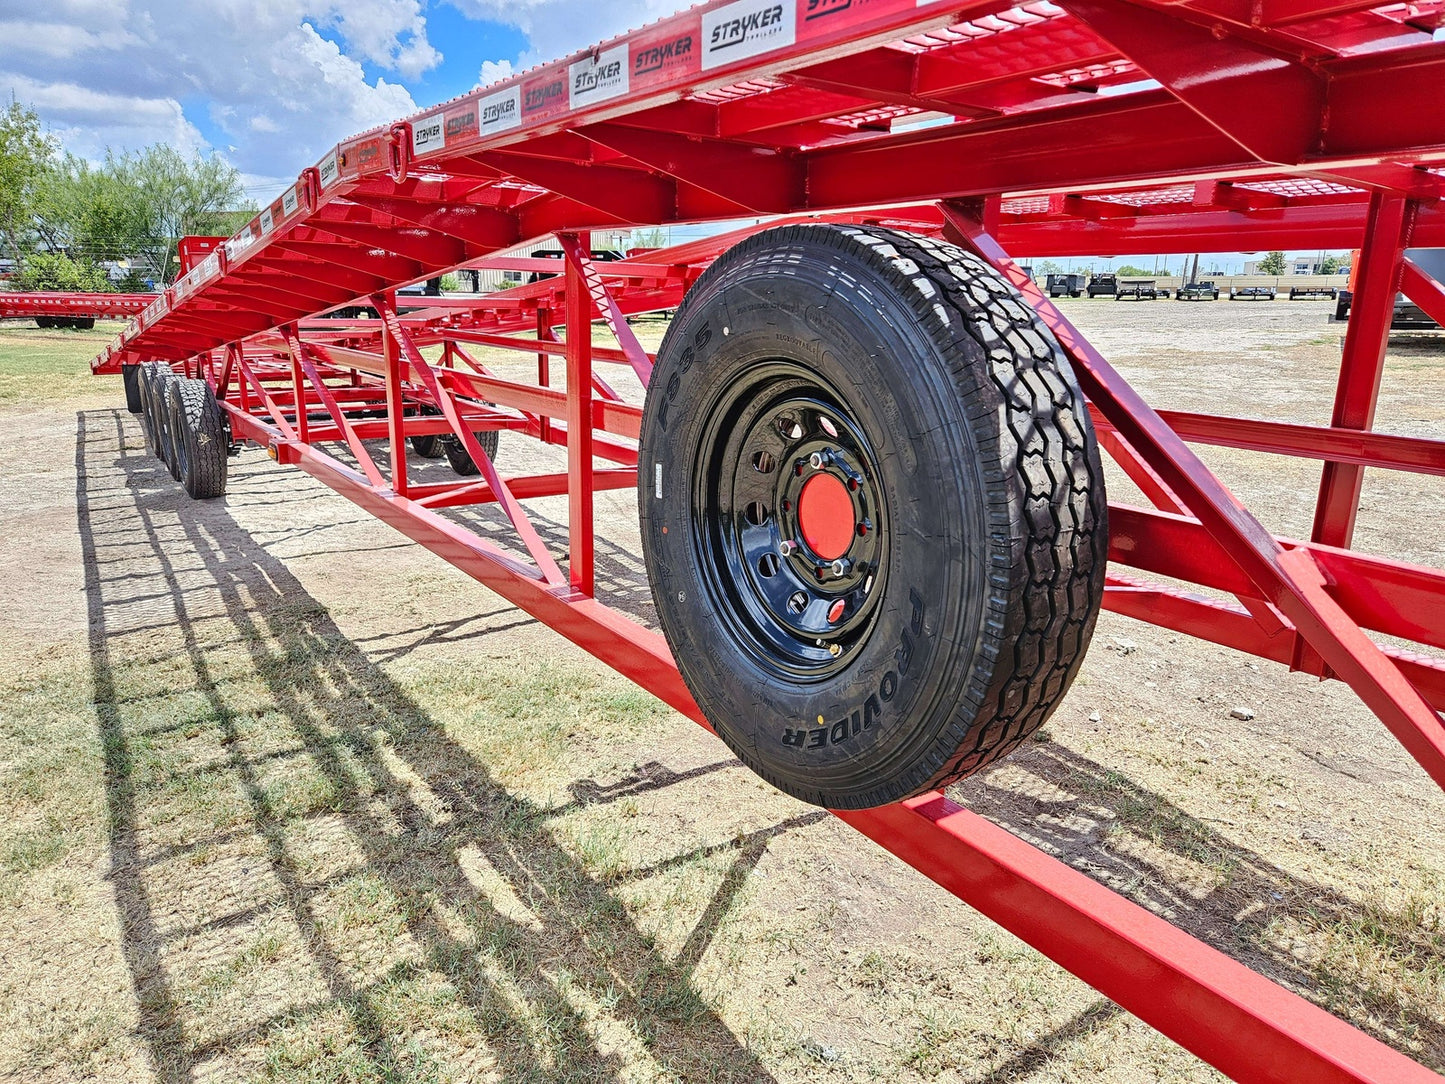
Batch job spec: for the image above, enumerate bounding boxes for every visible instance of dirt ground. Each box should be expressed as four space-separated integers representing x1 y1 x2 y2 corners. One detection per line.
0 297 1442 1084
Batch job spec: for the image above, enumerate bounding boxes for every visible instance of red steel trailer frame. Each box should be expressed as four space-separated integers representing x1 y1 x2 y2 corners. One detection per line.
93 1 1445 1079
2 291 155 323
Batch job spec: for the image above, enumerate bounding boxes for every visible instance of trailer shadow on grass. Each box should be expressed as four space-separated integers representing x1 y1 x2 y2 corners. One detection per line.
76 405 1444 1080
957 743 1445 1070
75 407 788 1083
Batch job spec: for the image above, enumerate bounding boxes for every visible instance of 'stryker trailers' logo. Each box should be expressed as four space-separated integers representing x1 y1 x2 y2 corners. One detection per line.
570 45 629 107
701 0 795 70
523 75 567 117
478 86 522 135
445 109 478 141
412 114 445 155
803 0 851 20
633 34 693 76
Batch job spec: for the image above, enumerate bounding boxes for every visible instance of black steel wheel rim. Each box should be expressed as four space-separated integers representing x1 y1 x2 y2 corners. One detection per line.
691 362 890 681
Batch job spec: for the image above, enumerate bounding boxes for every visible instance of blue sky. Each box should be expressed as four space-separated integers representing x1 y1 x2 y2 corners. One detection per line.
0 0 671 197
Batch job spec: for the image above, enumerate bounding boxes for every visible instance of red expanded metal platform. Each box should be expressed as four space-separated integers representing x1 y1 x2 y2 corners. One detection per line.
93 1 1445 1079
2 291 154 322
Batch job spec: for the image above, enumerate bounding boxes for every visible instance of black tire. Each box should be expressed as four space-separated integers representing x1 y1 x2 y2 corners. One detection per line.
168 377 228 499
139 363 172 459
73 317 95 330
36 316 53 329
442 429 500 476
409 406 446 459
638 224 1108 809
122 364 143 414
158 372 183 480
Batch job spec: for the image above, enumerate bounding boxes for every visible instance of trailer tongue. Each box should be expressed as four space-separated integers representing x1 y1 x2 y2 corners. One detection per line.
91 1 1445 1079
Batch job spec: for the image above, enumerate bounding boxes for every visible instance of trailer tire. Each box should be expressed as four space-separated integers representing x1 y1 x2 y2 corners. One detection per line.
442 429 500 476
409 406 447 459
123 364 143 414
139 363 172 459
73 317 95 330
168 377 228 499
160 376 184 481
638 224 1107 809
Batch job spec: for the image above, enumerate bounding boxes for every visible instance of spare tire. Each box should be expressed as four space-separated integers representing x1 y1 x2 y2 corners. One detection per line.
638 224 1107 809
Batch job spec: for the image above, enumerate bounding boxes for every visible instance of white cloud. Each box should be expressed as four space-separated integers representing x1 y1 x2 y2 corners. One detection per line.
447 0 676 67
314 0 441 80
2 1 428 184
0 70 207 160
477 58 513 88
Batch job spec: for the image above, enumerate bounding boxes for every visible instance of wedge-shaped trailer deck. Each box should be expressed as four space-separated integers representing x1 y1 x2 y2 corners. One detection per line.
94 1 1445 1078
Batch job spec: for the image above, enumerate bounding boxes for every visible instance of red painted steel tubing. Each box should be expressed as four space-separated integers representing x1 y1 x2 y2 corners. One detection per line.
223 403 1445 1084
947 207 1445 796
837 794 1443 1084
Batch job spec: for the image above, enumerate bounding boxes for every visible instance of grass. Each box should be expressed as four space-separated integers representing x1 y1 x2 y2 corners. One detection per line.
2 316 1444 1083
0 320 126 404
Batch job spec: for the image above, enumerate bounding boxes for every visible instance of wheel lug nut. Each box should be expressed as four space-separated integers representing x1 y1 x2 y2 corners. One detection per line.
809 450 827 470
779 539 796 557
831 557 852 576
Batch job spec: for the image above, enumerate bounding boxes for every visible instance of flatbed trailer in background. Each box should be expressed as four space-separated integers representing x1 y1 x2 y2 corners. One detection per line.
2 291 155 328
90 1 1445 1079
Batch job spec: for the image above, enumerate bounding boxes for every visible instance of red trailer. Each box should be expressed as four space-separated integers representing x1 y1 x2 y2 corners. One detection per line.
2 290 155 328
92 1 1445 1079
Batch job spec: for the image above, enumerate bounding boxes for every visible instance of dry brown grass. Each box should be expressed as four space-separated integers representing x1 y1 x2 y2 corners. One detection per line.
1 308 1443 1082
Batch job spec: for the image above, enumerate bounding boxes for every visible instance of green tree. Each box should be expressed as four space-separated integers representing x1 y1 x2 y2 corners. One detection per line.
0 99 58 261
28 144 249 284
1258 251 1286 276
1116 264 1152 277
15 251 111 291
110 146 251 282
1036 259 1065 275
631 227 669 249
1318 254 1341 275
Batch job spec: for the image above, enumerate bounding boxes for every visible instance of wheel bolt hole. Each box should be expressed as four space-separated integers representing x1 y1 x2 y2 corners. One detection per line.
782 499 793 513
757 553 780 578
787 591 808 615
744 501 769 527
856 522 868 537
777 414 804 441
818 415 839 438
847 477 859 492
752 450 776 474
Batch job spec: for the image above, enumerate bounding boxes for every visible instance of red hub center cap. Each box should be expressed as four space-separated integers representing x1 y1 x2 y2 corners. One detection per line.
797 473 855 560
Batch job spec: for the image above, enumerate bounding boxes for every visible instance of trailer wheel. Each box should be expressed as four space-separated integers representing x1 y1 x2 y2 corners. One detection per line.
73 317 95 330
122 364 143 414
139 363 172 459
160 376 184 481
168 378 228 499
442 429 500 476
409 407 446 459
638 224 1107 809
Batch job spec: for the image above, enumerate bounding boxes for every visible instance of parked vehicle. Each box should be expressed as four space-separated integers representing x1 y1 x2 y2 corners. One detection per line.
1289 285 1338 299
1046 273 1085 298
1116 279 1160 300
1086 273 1118 297
1176 281 1220 301
1231 286 1277 300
